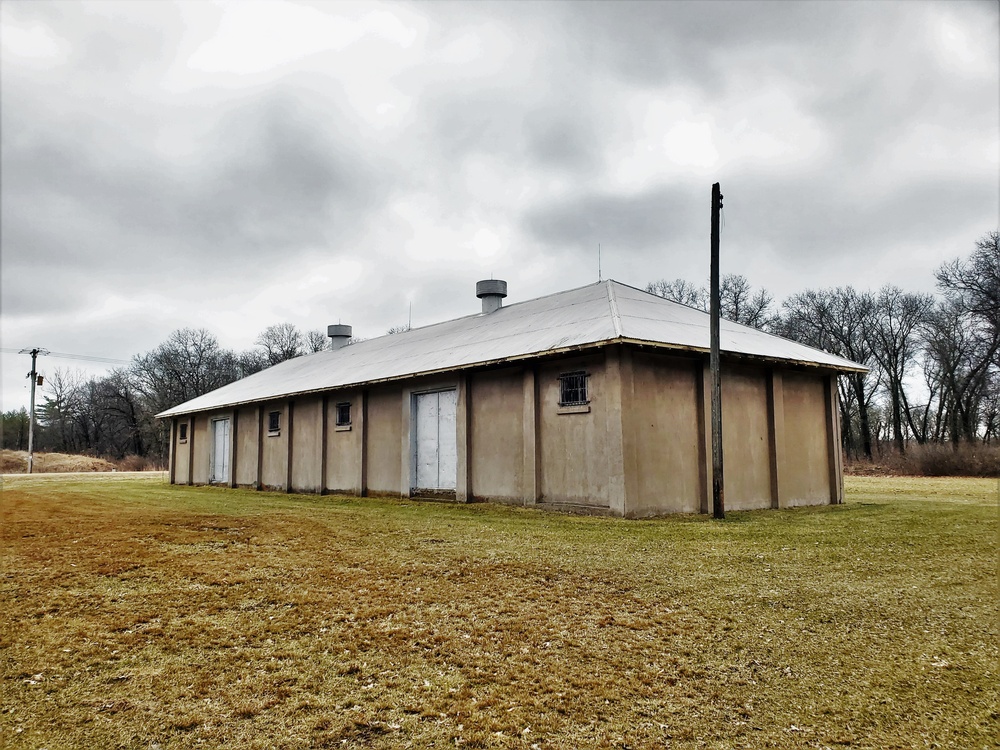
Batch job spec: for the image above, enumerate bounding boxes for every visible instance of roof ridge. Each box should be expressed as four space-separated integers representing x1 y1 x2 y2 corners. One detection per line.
605 279 623 338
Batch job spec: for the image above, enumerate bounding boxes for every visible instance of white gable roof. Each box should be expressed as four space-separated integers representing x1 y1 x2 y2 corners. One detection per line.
158 280 865 417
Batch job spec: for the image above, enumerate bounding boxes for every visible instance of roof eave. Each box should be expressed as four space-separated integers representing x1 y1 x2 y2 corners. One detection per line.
156 336 866 418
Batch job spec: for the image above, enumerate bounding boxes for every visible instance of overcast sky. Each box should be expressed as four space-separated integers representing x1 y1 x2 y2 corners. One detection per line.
2 0 998 412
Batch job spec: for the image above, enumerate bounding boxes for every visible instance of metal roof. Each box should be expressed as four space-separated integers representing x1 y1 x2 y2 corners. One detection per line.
158 280 866 417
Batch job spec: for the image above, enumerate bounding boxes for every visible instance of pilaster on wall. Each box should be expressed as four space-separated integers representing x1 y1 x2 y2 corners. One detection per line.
522 366 539 505
767 371 786 509
169 418 176 485
603 346 629 516
256 405 264 491
399 389 411 497
320 394 329 495
456 375 471 503
229 409 239 489
359 390 369 497
286 401 295 493
698 361 712 515
187 417 195 486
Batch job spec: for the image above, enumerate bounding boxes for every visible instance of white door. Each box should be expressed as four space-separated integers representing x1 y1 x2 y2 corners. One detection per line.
211 418 230 484
413 390 457 492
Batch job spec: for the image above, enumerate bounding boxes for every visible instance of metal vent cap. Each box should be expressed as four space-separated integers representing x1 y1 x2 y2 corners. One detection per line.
327 324 353 338
476 279 507 299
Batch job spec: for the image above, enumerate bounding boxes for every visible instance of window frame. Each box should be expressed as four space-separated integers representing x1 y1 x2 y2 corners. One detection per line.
178 422 188 443
557 370 590 407
335 401 352 430
267 410 281 435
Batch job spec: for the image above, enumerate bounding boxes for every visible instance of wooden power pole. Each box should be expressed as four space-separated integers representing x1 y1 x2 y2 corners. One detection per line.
19 347 49 475
710 183 725 519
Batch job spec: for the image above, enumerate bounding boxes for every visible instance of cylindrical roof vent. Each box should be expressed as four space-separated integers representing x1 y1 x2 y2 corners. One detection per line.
327 324 353 350
476 279 507 314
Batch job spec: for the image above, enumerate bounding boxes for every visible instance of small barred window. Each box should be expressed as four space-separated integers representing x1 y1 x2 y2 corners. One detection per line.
178 423 188 442
268 411 281 433
336 402 351 426
558 371 589 406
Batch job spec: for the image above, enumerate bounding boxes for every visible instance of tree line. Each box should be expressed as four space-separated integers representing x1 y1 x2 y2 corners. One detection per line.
2 233 995 462
646 231 998 458
1 323 328 459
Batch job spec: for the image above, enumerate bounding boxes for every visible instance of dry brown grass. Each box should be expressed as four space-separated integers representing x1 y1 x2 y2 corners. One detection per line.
845 443 1000 478
1 450 117 473
1 474 996 749
0 450 164 474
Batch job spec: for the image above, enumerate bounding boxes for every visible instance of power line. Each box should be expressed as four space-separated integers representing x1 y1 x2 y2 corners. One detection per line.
0 347 129 365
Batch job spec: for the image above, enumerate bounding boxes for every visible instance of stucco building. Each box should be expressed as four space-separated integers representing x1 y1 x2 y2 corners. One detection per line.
158 280 865 517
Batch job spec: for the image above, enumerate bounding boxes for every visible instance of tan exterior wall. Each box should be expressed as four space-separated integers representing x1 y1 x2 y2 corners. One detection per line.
174 417 192 484
290 396 323 493
325 390 363 494
537 354 610 506
625 352 703 516
366 385 403 495
191 414 211 484
780 372 832 505
469 368 524 502
260 402 288 490
721 366 772 510
234 406 258 487
167 346 841 515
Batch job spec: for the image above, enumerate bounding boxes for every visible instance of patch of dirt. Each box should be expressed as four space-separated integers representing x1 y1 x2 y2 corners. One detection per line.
1 450 117 473
843 462 900 477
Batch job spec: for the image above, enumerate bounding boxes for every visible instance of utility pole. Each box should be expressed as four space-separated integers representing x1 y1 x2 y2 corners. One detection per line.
710 183 725 519
18 348 49 474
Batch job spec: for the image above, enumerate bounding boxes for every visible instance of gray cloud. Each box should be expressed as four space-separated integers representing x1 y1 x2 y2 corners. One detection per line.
1 0 997 410
524 185 702 254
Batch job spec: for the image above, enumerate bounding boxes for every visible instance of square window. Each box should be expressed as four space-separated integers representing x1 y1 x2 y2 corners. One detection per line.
178 423 188 442
558 371 589 406
268 410 281 433
336 402 351 426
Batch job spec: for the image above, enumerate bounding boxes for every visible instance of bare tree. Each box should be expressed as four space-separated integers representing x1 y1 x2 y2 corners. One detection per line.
720 274 774 330
96 369 147 457
646 274 774 330
868 286 933 452
256 323 305 366
38 368 86 453
779 288 880 459
386 324 411 335
937 231 1000 325
928 232 1000 444
305 329 328 353
131 328 243 418
645 278 706 308
923 299 995 444
235 349 268 378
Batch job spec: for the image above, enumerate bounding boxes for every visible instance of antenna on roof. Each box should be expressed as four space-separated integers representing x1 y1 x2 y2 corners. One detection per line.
408 301 412 329
598 243 602 281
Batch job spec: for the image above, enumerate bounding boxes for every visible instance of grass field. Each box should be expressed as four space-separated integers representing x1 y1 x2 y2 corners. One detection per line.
1 475 996 749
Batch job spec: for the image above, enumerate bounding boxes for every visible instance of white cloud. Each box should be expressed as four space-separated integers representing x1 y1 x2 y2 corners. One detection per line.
0 9 70 67
1 0 998 413
472 228 503 259
185 0 417 74
928 4 999 79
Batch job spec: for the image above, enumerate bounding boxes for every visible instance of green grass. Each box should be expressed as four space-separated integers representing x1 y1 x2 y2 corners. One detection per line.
1 474 996 749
